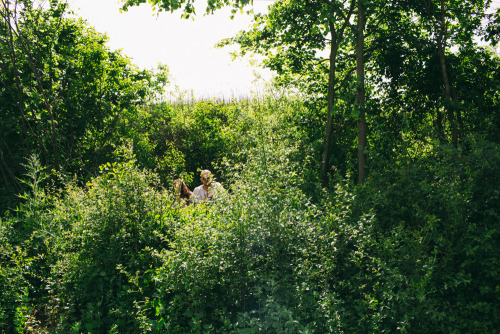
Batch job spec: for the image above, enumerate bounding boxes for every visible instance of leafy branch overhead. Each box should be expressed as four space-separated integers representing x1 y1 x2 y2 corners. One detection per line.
120 0 254 17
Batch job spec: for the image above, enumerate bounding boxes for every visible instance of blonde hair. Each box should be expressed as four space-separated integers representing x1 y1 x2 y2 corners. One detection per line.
200 169 212 177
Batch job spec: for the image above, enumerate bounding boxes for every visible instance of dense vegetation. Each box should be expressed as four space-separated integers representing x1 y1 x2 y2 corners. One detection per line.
1 0 499 333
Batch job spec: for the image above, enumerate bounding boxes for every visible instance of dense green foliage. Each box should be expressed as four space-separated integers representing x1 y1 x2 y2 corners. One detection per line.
0 0 168 212
1 0 499 333
1 110 498 332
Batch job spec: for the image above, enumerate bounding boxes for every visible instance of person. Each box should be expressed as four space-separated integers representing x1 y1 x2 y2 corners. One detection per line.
187 169 224 204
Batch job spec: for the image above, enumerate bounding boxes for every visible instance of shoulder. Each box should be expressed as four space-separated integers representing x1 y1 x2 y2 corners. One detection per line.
210 183 224 195
212 182 223 190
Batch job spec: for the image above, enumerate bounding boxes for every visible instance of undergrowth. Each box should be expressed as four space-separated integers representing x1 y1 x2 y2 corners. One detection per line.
0 112 498 333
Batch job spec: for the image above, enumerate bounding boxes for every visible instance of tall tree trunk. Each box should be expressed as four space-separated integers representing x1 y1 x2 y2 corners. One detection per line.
437 0 458 147
356 0 367 184
436 106 445 141
320 0 356 186
320 22 339 186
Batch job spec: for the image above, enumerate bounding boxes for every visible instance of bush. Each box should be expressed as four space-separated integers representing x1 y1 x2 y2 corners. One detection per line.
1 104 497 333
353 140 500 333
126 132 441 333
50 165 166 331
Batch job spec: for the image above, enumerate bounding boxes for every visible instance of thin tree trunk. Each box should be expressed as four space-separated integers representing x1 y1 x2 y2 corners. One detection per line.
320 0 356 185
1 0 49 158
437 0 458 148
452 87 465 138
320 23 338 185
356 0 367 184
436 106 445 141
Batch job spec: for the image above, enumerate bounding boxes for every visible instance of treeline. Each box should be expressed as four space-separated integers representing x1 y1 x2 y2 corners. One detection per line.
1 0 499 333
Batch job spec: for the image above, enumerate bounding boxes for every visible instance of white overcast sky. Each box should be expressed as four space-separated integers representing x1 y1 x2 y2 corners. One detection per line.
67 0 274 98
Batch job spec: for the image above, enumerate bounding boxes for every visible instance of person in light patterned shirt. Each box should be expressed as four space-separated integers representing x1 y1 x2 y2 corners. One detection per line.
186 169 224 204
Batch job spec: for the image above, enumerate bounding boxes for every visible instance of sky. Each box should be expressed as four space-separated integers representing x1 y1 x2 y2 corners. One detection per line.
67 0 275 99
67 0 498 99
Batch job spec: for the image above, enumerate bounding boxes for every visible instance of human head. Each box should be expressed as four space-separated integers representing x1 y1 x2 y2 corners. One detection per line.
200 169 213 186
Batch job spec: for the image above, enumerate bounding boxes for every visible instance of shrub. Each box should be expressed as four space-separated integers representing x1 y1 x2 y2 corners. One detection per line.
44 148 180 332
1 104 497 333
353 140 500 333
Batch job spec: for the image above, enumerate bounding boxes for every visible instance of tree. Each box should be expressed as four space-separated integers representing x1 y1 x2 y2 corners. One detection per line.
220 0 362 184
373 0 494 147
121 0 372 185
0 0 166 210
356 0 367 183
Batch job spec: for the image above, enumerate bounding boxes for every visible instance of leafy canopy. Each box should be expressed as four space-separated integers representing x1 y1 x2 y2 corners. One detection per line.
120 0 254 18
